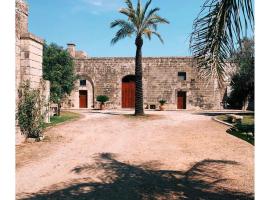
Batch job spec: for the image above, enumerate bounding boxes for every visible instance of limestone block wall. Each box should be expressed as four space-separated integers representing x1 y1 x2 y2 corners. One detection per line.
20 33 44 89
16 0 28 103
64 57 224 110
15 0 28 39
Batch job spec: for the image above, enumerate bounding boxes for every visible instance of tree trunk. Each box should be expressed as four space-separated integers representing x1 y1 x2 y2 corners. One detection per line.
134 36 144 116
57 102 61 116
242 96 249 111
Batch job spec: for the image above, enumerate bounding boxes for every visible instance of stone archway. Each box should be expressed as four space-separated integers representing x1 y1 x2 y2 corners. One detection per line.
122 75 135 108
76 74 95 108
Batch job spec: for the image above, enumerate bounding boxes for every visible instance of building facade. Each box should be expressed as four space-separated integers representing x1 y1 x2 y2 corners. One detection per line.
16 0 50 122
63 44 227 110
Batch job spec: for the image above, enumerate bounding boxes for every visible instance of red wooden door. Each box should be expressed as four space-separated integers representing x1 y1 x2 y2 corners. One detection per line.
79 90 88 108
177 92 186 109
122 82 135 108
177 96 184 109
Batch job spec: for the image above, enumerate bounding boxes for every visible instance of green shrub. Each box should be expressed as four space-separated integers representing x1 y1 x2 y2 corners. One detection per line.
159 99 166 105
235 123 254 135
96 95 109 104
17 81 44 138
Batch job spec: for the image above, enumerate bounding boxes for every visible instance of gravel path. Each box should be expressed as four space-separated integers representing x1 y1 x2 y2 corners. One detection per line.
16 110 254 200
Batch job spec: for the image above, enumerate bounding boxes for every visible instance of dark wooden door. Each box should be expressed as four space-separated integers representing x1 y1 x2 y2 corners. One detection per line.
177 91 186 109
79 90 88 108
122 81 135 108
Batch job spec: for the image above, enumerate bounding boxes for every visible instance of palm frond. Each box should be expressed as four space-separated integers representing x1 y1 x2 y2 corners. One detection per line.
124 0 135 14
144 8 160 22
136 0 142 18
142 0 152 21
147 14 170 24
111 21 135 45
143 29 152 40
141 12 169 34
190 0 254 86
152 31 164 44
110 19 134 29
111 0 169 45
142 29 164 44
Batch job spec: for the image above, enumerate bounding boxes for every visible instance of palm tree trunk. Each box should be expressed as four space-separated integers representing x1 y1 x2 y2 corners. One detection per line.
135 36 144 116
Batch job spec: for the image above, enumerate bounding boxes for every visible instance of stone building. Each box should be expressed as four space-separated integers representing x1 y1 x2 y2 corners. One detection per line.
63 44 227 110
16 0 50 122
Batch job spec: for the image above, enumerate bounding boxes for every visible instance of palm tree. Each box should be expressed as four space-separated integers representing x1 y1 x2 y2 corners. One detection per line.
190 0 254 87
110 0 169 116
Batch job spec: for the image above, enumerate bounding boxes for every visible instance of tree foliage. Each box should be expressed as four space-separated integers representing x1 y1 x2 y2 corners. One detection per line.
43 43 77 114
190 0 254 86
227 38 254 110
17 81 44 138
96 95 109 104
110 0 169 45
110 0 169 115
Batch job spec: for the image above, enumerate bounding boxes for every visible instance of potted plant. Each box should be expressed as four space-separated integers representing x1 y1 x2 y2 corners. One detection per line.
96 95 109 110
159 99 166 111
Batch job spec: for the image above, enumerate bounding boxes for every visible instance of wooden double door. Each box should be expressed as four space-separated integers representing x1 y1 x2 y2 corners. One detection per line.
177 91 186 109
122 81 135 108
79 90 88 108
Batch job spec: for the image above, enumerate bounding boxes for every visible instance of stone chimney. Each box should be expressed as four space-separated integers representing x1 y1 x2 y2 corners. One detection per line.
67 43 76 58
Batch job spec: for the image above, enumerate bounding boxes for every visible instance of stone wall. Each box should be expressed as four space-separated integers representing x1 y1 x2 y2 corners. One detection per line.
16 0 28 102
64 56 225 110
20 32 44 88
15 0 50 129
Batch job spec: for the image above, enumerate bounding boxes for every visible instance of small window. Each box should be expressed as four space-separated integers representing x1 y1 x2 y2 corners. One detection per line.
178 72 186 81
150 105 156 109
80 80 86 86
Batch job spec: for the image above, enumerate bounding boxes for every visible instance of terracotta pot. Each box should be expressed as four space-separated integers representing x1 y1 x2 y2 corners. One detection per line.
100 103 105 110
159 105 165 111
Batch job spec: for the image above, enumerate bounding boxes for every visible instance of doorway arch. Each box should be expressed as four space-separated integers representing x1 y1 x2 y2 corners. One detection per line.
77 74 95 108
122 75 135 108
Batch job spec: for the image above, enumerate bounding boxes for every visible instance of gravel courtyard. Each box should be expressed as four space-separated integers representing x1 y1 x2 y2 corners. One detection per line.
16 110 254 200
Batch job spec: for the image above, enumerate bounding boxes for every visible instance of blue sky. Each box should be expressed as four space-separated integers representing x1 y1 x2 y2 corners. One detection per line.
27 0 213 57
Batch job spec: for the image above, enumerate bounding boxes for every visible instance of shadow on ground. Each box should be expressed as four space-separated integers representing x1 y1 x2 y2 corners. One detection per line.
87 111 164 120
88 111 123 116
193 111 254 117
19 153 254 200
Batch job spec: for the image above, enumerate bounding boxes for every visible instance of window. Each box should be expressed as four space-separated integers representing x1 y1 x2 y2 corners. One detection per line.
150 104 156 109
80 80 86 86
178 72 186 81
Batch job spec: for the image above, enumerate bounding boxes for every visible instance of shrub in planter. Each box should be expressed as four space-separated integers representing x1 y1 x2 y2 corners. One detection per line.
159 99 166 111
17 81 44 139
96 95 109 110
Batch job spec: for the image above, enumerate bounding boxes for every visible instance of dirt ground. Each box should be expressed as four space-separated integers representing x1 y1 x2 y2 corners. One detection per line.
16 110 254 200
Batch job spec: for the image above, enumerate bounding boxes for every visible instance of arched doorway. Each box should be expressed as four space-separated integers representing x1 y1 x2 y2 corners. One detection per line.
122 75 135 108
77 74 94 109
